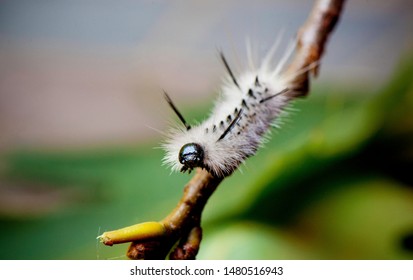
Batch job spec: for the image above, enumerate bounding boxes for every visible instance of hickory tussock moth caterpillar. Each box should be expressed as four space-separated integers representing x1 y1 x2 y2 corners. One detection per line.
162 39 302 178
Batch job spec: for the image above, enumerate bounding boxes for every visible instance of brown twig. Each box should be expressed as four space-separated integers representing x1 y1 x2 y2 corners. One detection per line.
98 0 346 260
286 0 346 98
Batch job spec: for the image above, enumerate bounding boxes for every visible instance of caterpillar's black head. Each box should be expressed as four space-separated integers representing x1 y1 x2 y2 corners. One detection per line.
179 143 204 173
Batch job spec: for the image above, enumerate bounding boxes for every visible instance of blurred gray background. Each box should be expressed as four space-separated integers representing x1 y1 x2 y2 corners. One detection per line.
0 0 412 151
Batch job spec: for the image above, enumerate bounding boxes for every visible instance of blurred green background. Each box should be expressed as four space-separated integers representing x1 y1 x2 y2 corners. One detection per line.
0 1 412 259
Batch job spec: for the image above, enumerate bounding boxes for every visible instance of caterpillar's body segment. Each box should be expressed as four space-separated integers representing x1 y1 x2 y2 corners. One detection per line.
163 42 298 178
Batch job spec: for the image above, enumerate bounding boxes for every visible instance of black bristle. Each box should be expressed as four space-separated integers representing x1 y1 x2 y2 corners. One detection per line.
255 76 260 87
248 89 256 99
241 99 249 109
163 90 191 131
217 109 243 141
219 51 241 90
260 88 289 103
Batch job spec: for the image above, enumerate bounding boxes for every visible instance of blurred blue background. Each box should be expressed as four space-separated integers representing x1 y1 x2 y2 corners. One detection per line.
0 0 412 259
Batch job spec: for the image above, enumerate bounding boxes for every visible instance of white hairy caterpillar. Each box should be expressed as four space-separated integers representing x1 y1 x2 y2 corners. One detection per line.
162 39 304 178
